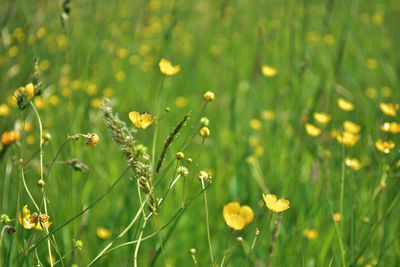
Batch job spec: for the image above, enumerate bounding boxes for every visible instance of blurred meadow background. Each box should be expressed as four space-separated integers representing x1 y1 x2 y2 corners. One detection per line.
1 0 400 266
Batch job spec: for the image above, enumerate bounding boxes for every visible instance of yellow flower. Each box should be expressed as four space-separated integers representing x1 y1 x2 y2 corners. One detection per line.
345 157 362 171
175 96 188 108
380 122 400 133
129 111 157 129
337 98 354 111
13 83 35 102
261 110 276 121
313 112 331 125
203 91 215 102
159 58 180 76
1 130 20 146
249 119 262 130
0 104 11 116
343 121 361 134
262 193 290 213
379 103 398 117
303 228 319 240
85 133 100 147
305 123 321 137
333 212 342 222
336 131 360 147
261 65 277 77
18 205 52 231
96 227 111 239
375 139 395 154
366 58 377 70
199 127 210 138
223 202 254 231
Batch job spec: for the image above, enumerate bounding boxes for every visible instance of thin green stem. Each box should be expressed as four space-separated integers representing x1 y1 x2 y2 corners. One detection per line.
201 178 213 264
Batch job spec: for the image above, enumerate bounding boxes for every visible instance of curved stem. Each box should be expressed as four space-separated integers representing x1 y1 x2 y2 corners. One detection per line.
201 178 213 264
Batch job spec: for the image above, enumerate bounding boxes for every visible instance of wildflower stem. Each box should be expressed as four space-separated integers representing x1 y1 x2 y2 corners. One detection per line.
134 219 148 267
151 75 166 176
46 136 74 177
185 138 205 203
201 177 214 264
339 142 345 221
30 101 54 267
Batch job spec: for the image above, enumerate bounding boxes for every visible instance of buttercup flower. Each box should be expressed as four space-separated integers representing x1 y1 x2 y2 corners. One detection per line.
159 58 180 76
337 98 354 111
380 122 400 133
223 202 254 230
333 212 342 222
375 139 395 154
313 112 331 125
200 127 210 138
0 104 11 116
379 103 398 117
203 91 215 102
305 123 321 137
129 111 157 129
85 133 100 147
1 130 20 146
261 65 277 77
345 157 362 171
303 228 319 240
336 131 360 147
261 110 276 121
343 121 361 134
18 205 52 231
96 227 111 239
262 193 290 213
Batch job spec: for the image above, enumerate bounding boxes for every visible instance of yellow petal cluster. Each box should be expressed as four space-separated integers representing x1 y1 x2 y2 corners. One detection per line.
345 157 362 171
129 111 157 129
379 103 398 117
159 58 180 76
262 193 290 213
380 122 400 133
313 112 331 125
223 202 254 231
335 131 360 147
305 123 321 137
303 228 319 240
18 205 52 231
261 65 277 77
375 139 395 154
337 98 354 111
343 121 361 134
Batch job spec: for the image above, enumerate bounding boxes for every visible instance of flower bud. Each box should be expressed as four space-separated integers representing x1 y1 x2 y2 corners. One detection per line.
203 91 215 102
200 117 209 127
176 152 184 160
37 179 46 187
198 171 209 181
200 127 210 138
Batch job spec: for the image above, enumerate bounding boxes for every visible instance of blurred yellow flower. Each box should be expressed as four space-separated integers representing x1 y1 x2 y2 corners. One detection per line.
333 212 342 222
0 104 11 116
366 58 377 70
337 98 354 111
159 58 180 75
249 119 262 130
1 130 20 146
203 91 215 102
303 228 319 240
129 111 156 129
18 205 52 231
343 121 361 134
261 65 277 77
305 123 321 137
96 227 111 239
313 112 331 125
223 202 254 231
380 122 400 133
85 133 100 147
345 157 362 171
262 193 290 213
261 110 276 121
375 139 395 154
379 103 398 117
336 131 360 147
175 96 188 108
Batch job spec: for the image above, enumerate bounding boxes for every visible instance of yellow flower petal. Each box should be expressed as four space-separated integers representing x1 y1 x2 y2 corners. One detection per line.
379 103 398 117
159 58 180 76
313 112 331 125
129 111 156 129
261 65 277 77
262 193 290 213
337 98 354 111
305 123 321 137
343 121 361 134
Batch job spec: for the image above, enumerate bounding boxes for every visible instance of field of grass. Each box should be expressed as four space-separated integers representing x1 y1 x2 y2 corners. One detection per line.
1 0 400 266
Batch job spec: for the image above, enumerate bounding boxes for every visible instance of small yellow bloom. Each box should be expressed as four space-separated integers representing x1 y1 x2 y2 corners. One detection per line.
96 227 111 239
262 193 290 213
85 133 100 147
261 65 277 77
198 171 209 181
249 119 262 130
200 127 210 138
261 110 275 121
336 131 360 147
313 112 331 125
129 111 157 129
203 91 215 102
375 139 395 154
333 212 342 222
223 202 254 231
345 157 362 171
379 182 386 189
305 123 321 137
18 205 52 231
337 98 354 111
303 228 319 240
380 122 400 134
379 103 398 117
366 58 377 70
159 58 180 76
1 130 20 146
343 121 361 134
0 104 11 116
175 96 188 108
